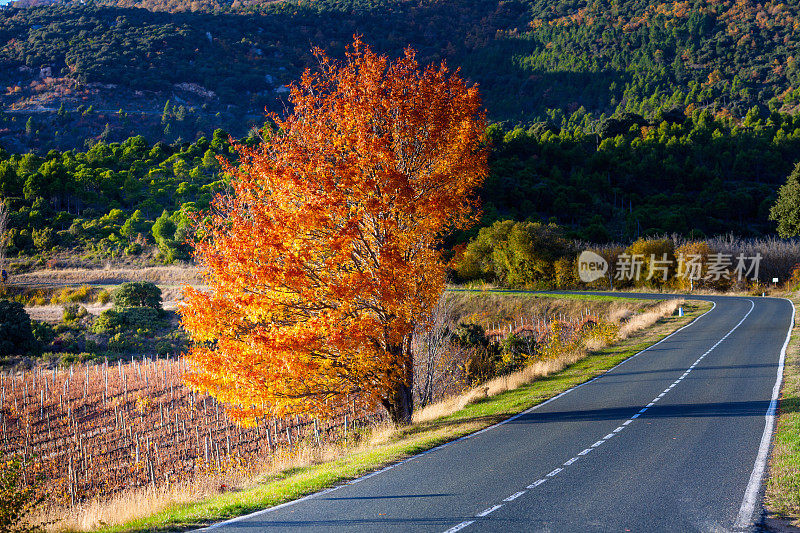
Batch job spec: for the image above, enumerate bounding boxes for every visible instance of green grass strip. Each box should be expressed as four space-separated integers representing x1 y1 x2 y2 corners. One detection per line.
446 288 646 302
93 300 710 533
765 293 800 526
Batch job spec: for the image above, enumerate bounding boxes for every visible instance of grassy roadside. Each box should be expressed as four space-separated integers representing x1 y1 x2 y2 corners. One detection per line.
447 287 645 302
86 299 711 533
765 291 800 529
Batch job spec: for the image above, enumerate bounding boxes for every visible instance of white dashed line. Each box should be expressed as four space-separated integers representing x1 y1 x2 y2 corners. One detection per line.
563 457 579 465
591 440 605 447
503 491 526 502
444 521 475 533
547 468 563 477
526 479 547 488
476 505 503 517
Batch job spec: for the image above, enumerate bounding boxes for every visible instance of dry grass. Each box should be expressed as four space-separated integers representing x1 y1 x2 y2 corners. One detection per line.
24 303 114 322
444 290 654 327
13 266 202 287
39 437 354 532
413 298 683 425
618 299 683 339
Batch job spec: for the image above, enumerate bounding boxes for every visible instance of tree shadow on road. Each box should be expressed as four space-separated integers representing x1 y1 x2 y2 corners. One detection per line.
509 400 773 424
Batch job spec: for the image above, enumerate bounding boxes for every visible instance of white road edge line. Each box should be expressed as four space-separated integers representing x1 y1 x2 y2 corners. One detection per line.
735 297 795 529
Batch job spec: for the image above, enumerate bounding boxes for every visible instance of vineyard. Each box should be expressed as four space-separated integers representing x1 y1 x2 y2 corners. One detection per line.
0 355 379 508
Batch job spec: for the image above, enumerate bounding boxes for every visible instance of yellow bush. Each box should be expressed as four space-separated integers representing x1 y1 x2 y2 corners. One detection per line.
624 238 675 288
671 241 731 290
554 256 577 289
97 289 111 304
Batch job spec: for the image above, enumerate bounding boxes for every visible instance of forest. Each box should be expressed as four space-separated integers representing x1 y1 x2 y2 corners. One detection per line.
1 0 800 150
0 105 798 270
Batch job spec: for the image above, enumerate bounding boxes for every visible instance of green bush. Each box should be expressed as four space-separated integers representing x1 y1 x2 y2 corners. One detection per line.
452 323 504 384
93 307 166 336
452 323 489 349
456 220 570 287
31 228 54 251
30 321 55 345
0 301 38 355
124 242 143 256
113 282 162 309
62 303 87 323
51 331 81 353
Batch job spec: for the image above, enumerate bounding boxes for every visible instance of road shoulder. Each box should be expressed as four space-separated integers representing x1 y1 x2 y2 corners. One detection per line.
765 292 800 530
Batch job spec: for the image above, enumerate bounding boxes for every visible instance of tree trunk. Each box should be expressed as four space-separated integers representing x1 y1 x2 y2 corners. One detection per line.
382 339 414 426
382 382 413 426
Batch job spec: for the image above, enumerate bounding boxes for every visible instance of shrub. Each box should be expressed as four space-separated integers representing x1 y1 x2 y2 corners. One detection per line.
31 228 54 251
30 321 55 345
50 286 91 305
0 457 44 533
673 241 713 291
624 238 675 288
97 289 111 304
463 347 498 385
790 263 800 290
553 256 577 289
498 334 530 374
113 282 162 309
124 242 143 256
453 323 503 384
51 331 81 353
452 322 489 349
62 304 87 323
93 307 166 336
456 219 570 287
0 301 37 355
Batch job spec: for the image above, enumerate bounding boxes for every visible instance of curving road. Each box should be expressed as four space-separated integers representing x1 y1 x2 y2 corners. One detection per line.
201 294 795 533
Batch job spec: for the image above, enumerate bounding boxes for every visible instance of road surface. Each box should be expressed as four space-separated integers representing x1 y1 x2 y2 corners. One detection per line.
202 294 794 532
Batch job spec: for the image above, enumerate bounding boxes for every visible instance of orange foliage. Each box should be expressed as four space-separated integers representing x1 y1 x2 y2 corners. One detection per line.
180 38 487 426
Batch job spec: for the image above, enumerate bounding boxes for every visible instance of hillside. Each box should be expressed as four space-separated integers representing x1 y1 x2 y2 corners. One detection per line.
0 0 799 151
0 108 798 262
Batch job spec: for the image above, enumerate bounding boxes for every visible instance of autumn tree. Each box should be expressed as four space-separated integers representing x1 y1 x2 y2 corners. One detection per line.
180 38 487 425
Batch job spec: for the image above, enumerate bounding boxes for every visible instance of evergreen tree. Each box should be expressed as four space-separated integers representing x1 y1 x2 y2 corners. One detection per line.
770 162 800 238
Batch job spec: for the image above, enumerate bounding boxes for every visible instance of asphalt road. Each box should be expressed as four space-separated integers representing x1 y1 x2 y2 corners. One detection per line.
202 294 794 533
